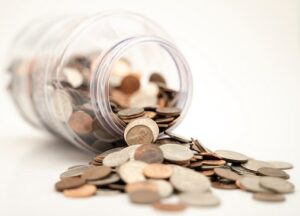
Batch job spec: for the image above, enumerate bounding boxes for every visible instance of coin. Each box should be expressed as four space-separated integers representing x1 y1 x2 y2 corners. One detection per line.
63 184 97 198
117 108 144 118
164 130 191 143
143 163 172 179
100 147 125 157
120 144 142 160
253 192 286 202
267 161 293 170
128 189 161 204
62 67 84 88
237 176 270 193
170 165 211 192
52 89 73 122
55 177 86 192
149 72 166 84
212 181 238 190
257 167 289 179
134 144 164 163
214 150 248 163
119 161 147 183
68 165 87 170
68 111 93 134
160 144 193 162
152 202 186 212
103 151 129 167
96 189 121 196
155 138 181 145
241 159 274 172
60 165 93 179
81 166 111 181
179 192 220 207
120 74 140 94
148 180 174 198
156 107 181 117
259 177 294 193
143 111 157 119
125 181 157 193
214 167 241 181
155 117 175 124
88 173 120 186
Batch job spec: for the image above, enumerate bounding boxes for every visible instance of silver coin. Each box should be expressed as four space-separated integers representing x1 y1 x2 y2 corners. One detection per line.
52 89 73 122
215 150 248 163
267 161 293 170
241 159 274 172
119 161 147 184
96 189 121 196
170 165 211 192
160 144 194 162
100 147 125 157
237 176 270 193
147 179 173 198
120 144 142 160
60 165 93 179
67 164 87 170
260 177 295 193
103 151 129 167
88 173 120 186
179 192 220 207
62 67 84 88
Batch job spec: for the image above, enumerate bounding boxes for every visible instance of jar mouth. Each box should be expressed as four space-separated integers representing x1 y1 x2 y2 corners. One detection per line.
91 36 193 138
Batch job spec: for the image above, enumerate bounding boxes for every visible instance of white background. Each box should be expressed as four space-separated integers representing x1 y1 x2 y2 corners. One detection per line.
0 0 299 215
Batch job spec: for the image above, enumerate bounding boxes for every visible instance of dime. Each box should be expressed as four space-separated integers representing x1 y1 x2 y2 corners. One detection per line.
237 176 270 193
160 144 193 162
63 184 97 198
253 192 285 202
241 159 274 172
257 167 289 179
170 165 211 192
179 192 220 207
88 173 120 186
143 163 173 179
152 202 186 212
119 161 147 183
148 180 174 198
103 151 129 167
214 150 248 163
259 177 294 193
117 108 144 118
164 130 191 143
214 167 241 181
156 107 181 117
60 165 93 179
128 189 161 204
134 144 164 163
81 166 111 181
267 161 293 170
55 177 86 192
68 111 93 134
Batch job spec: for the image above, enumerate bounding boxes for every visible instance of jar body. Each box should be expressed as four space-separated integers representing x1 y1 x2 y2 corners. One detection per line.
7 11 193 153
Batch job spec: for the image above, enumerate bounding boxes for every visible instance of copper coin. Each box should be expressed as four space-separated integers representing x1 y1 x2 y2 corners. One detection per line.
134 144 164 163
63 184 97 198
258 167 289 179
214 167 241 181
81 166 111 181
110 89 129 107
68 111 93 134
200 170 215 177
55 177 86 192
117 108 144 118
152 202 186 212
143 111 157 119
215 150 248 163
201 160 226 166
128 189 161 204
253 192 285 202
149 72 166 84
125 181 158 193
60 165 93 179
156 107 181 117
212 181 238 190
143 163 173 179
120 74 140 94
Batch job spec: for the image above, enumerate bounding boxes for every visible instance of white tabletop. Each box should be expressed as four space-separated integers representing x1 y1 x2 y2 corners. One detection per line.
0 1 299 215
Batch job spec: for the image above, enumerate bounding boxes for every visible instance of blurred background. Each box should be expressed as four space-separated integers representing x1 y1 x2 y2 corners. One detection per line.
0 0 299 215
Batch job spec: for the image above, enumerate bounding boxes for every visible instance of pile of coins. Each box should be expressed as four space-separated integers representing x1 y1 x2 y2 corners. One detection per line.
55 113 295 212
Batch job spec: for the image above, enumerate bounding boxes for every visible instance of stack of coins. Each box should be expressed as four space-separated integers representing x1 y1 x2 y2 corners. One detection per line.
55 117 295 212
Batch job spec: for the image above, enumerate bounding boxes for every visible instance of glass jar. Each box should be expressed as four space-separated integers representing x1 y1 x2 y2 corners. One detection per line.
7 11 193 153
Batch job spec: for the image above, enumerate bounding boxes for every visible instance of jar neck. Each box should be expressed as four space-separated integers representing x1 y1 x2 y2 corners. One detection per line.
91 36 193 138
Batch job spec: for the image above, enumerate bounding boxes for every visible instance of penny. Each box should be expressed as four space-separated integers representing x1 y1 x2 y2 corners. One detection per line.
214 150 248 163
81 166 111 181
179 192 220 207
68 111 93 134
253 192 286 202
60 165 93 179
152 202 186 212
120 74 140 94
201 160 226 166
134 144 164 163
143 163 173 179
200 170 215 177
88 173 120 186
267 161 293 170
155 117 175 124
160 144 193 162
170 165 211 192
125 181 157 193
212 181 238 190
148 180 174 198
259 177 294 193
103 151 129 167
55 177 86 192
119 161 147 183
156 107 181 117
117 108 144 118
241 159 274 172
214 167 241 181
164 130 191 143
237 176 270 193
63 184 97 198
149 72 166 84
128 189 161 204
257 167 289 179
